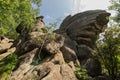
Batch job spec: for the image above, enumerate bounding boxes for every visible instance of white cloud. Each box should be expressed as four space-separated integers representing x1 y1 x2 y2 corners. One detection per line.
71 0 81 15
80 0 111 11
70 0 111 15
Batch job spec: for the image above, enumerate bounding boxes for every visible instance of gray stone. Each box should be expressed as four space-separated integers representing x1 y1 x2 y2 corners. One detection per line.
85 58 102 77
76 45 93 65
60 33 79 64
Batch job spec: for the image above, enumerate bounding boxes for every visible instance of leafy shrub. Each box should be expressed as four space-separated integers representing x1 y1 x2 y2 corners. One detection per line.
75 66 89 80
96 27 120 79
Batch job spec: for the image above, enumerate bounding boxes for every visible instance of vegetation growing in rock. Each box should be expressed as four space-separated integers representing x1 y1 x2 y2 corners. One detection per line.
75 66 89 80
0 53 18 80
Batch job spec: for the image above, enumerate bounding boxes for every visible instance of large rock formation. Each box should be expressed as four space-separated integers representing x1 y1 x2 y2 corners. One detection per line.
55 10 110 77
0 10 110 80
10 15 77 80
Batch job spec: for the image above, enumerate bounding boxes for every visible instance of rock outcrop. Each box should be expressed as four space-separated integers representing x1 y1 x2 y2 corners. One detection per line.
0 10 110 80
55 10 110 77
10 16 77 80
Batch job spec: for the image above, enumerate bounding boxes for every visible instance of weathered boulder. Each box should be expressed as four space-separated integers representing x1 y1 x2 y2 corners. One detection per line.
66 10 110 48
60 10 110 30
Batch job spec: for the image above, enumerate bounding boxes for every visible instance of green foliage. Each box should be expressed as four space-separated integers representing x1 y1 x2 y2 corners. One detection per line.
97 27 120 79
0 0 42 39
109 0 120 26
44 22 57 40
45 19 61 40
46 25 56 33
75 66 89 80
47 33 56 40
44 27 56 41
0 53 18 80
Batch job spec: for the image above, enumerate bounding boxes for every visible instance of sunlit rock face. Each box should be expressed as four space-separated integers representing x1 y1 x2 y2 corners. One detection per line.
10 14 77 80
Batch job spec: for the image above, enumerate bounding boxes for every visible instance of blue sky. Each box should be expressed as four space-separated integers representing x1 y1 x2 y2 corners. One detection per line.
40 0 72 26
40 0 111 27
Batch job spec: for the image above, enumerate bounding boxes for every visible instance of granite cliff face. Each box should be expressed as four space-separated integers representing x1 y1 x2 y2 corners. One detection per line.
0 10 110 80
